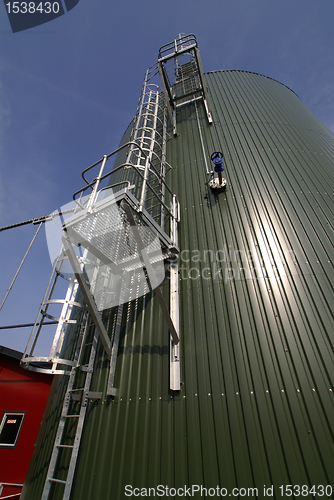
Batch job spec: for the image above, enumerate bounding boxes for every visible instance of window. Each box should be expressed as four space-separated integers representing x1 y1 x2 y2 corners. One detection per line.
0 412 25 447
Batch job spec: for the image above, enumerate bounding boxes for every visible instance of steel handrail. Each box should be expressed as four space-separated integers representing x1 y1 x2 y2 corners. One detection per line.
74 162 174 219
73 142 178 218
158 33 197 60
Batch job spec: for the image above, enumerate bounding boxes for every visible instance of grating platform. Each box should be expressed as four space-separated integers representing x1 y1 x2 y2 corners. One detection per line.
63 188 176 273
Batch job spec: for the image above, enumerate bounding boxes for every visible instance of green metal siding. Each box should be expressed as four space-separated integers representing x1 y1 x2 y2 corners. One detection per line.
22 70 334 499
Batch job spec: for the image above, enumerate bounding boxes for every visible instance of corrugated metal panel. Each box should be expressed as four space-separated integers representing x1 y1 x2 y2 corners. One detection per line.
22 70 334 499
166 70 334 490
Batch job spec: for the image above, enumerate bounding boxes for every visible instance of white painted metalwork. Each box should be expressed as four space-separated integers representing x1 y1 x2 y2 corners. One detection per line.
21 247 89 375
125 64 173 229
41 275 101 500
0 483 24 500
22 53 181 434
158 34 212 135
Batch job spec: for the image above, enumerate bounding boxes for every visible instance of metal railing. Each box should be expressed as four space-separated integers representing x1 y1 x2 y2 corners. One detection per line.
158 33 197 61
74 63 174 229
72 141 177 227
0 483 23 499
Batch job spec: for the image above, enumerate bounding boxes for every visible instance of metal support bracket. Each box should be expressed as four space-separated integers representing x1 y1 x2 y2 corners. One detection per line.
82 391 102 407
121 201 179 345
62 234 112 357
107 278 125 396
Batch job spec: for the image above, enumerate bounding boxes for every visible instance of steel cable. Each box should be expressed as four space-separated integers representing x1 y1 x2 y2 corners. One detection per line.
0 223 42 312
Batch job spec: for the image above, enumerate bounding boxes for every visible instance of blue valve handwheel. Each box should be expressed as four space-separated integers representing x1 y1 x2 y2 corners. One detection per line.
211 151 224 171
211 151 224 161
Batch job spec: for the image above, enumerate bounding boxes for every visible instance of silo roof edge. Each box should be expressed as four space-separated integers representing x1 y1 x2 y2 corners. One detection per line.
205 69 299 98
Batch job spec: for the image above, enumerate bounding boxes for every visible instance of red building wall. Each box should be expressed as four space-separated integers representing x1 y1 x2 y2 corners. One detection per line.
0 347 52 499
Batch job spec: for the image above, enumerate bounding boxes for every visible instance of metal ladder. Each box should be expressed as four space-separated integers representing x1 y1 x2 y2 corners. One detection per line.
126 64 171 229
41 266 103 500
39 62 181 499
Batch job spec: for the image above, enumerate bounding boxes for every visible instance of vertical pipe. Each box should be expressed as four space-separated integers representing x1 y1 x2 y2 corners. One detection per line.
195 100 210 175
169 195 180 390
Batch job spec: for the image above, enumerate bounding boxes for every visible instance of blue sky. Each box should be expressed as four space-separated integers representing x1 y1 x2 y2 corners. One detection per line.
1 0 334 352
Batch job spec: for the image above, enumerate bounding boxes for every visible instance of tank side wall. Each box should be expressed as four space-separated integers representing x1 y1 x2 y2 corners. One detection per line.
22 71 334 499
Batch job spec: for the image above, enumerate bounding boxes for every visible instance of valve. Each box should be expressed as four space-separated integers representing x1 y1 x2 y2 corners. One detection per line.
210 151 225 172
209 151 226 190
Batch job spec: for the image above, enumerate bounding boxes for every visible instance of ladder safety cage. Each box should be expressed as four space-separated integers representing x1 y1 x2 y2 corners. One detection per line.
22 66 181 375
21 143 180 381
22 45 184 500
64 66 181 391
21 246 90 375
74 142 175 232
158 33 213 135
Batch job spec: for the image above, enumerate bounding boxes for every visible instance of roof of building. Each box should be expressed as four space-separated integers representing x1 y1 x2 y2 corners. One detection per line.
0 345 23 361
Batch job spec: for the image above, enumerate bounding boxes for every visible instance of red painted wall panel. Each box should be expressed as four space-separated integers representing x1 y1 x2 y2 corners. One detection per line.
0 351 52 499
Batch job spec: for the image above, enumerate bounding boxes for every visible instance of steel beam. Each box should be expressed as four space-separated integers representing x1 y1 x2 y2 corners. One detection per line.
121 201 179 345
62 234 111 357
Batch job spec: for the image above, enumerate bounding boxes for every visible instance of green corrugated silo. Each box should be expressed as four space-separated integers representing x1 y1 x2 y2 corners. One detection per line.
21 35 334 500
